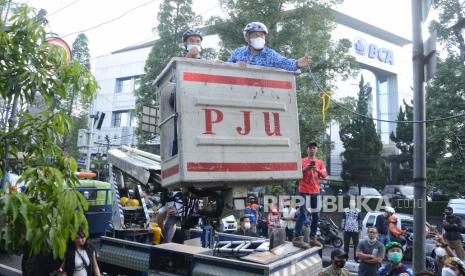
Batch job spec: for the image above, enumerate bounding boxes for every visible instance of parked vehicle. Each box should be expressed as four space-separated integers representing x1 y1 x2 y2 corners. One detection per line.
382 185 415 203
75 179 112 238
317 217 343 248
361 211 436 256
447 198 465 241
347 186 382 199
218 215 238 233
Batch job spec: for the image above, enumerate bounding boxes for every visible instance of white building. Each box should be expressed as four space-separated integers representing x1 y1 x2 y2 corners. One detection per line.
90 9 413 179
90 42 152 153
328 10 412 177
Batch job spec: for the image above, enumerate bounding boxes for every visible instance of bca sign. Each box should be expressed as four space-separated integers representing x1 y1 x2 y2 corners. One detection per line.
354 38 394 65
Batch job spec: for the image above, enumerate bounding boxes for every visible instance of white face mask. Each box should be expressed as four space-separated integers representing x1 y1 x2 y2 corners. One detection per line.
442 267 457 276
186 44 201 53
244 222 251 229
435 247 447 258
250 37 265 50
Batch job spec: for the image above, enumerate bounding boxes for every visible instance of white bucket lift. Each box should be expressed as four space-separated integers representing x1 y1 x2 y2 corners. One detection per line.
155 58 303 189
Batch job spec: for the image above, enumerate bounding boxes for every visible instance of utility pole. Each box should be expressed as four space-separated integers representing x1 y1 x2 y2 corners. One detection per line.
85 103 94 172
411 0 436 272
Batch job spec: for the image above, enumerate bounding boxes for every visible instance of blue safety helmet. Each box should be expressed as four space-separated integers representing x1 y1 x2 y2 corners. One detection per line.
182 29 203 42
243 22 268 37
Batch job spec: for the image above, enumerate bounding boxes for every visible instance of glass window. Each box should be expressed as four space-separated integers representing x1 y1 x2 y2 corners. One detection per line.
115 76 140 93
120 112 129 127
381 132 390 143
366 215 376 227
361 187 381 196
115 77 131 93
112 112 122 127
380 121 389 132
379 94 389 113
399 186 414 196
134 77 140 91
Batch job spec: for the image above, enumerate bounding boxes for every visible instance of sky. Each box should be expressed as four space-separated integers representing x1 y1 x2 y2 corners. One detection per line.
23 0 413 61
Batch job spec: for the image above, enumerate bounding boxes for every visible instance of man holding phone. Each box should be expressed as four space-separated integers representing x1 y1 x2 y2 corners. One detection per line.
293 142 328 249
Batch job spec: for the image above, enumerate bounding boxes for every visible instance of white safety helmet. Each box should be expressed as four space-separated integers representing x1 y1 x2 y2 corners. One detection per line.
385 206 396 214
243 22 268 37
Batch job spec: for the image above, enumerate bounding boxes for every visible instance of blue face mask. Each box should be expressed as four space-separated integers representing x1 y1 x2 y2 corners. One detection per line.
388 252 403 264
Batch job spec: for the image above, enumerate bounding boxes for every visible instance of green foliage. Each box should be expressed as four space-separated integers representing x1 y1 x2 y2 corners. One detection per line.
71 33 91 71
424 1 465 194
339 76 385 188
0 4 97 258
209 0 357 154
134 0 216 150
430 0 465 60
390 100 413 183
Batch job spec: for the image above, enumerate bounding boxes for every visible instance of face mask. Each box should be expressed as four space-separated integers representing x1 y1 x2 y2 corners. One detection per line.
186 44 201 53
435 247 447 258
244 222 251 229
250 37 265 50
334 260 346 269
349 201 356 208
388 252 403 264
442 267 457 276
444 212 452 216
368 235 377 242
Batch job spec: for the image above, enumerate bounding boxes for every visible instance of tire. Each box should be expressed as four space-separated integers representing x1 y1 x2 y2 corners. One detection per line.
332 237 343 248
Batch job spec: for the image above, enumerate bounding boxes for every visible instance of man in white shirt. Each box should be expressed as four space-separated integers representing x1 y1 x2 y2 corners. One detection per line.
341 200 362 261
280 199 297 241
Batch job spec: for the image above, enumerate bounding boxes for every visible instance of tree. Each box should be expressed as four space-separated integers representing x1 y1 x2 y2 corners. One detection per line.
134 0 215 151
424 0 465 195
339 76 385 188
0 3 98 268
59 33 92 159
209 0 357 153
71 33 91 71
389 100 413 184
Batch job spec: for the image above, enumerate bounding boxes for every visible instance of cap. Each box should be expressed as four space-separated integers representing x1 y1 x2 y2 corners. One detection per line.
385 241 403 253
330 248 348 259
307 142 318 148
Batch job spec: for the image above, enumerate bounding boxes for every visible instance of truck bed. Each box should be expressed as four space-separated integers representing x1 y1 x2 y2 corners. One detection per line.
98 232 322 276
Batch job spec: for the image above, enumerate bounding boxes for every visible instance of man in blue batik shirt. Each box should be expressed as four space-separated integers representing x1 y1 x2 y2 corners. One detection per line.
227 22 311 71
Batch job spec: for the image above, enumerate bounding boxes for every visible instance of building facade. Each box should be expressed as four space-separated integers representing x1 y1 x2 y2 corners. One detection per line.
90 43 152 154
328 10 412 178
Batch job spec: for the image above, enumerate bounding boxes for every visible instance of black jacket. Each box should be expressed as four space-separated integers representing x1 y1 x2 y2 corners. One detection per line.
375 214 389 235
444 214 463 241
63 243 95 276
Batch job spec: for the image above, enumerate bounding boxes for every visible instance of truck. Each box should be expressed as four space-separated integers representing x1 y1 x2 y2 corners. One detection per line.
98 58 323 275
